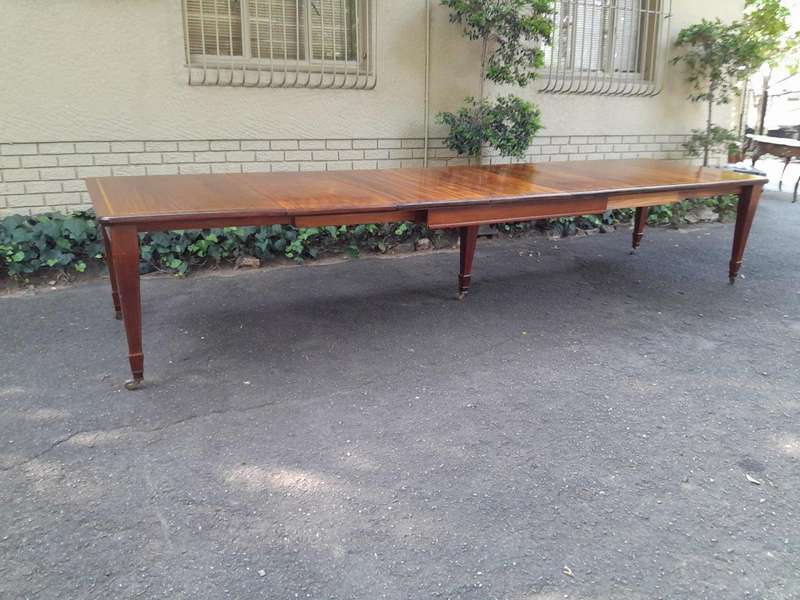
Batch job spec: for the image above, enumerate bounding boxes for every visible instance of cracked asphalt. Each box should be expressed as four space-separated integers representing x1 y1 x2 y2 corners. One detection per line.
1 190 799 600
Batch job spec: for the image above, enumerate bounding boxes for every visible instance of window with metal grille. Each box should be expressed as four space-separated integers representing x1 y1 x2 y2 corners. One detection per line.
540 0 671 96
182 0 376 88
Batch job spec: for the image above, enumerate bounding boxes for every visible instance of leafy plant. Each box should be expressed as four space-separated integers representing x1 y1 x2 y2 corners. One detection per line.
672 1 797 165
742 0 799 134
0 211 448 280
0 212 103 277
682 126 740 163
438 95 543 158
441 0 553 92
0 198 739 281
438 0 553 158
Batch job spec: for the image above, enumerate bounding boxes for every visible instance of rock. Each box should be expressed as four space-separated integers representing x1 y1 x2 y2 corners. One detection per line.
414 237 432 251
477 224 497 238
235 255 261 269
544 229 561 241
687 204 719 223
599 223 615 233
684 212 700 224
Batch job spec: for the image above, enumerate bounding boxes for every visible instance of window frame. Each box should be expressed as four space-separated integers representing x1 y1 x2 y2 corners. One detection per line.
541 0 671 96
182 0 376 87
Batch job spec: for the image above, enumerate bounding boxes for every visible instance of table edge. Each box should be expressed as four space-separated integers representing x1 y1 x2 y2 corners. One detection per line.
90 177 768 226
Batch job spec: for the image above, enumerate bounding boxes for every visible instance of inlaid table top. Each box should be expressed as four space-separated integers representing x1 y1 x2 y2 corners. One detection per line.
86 159 767 224
85 158 768 389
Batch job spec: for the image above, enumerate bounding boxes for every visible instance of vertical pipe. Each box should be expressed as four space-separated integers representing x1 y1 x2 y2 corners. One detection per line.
553 0 571 93
267 0 275 86
350 0 362 88
338 0 349 88
423 0 431 167
367 0 377 89
183 0 195 84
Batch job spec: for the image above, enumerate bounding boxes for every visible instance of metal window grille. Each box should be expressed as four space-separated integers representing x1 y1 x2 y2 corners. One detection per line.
540 0 671 96
182 0 377 88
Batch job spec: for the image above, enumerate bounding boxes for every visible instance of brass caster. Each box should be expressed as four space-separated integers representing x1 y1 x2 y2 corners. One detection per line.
630 248 639 255
456 291 467 301
124 378 143 391
114 310 122 320
729 276 737 285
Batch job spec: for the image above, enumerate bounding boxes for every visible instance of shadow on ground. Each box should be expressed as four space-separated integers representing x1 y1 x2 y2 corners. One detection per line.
1 191 799 599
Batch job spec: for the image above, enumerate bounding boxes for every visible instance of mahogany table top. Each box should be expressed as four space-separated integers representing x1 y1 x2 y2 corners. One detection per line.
86 159 768 225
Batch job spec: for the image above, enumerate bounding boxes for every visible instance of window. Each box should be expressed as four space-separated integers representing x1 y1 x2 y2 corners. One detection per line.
540 0 671 96
182 0 376 88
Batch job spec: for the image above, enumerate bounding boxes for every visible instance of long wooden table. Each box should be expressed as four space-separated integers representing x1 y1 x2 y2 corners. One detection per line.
86 159 767 389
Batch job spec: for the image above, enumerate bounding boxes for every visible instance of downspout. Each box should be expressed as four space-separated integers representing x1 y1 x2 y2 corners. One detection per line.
423 0 431 167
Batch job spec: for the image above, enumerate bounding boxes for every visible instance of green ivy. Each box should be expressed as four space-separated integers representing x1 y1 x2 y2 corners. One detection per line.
0 211 103 277
0 198 738 280
0 211 442 279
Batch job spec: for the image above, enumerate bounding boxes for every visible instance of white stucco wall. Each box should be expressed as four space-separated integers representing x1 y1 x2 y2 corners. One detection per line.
0 0 745 214
0 0 744 143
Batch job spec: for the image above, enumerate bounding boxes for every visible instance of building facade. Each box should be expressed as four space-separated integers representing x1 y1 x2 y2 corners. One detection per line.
0 0 744 216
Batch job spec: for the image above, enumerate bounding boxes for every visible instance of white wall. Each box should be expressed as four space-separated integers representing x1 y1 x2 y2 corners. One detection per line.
0 0 745 143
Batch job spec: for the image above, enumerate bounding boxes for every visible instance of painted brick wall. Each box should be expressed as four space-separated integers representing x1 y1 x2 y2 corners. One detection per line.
0 134 699 216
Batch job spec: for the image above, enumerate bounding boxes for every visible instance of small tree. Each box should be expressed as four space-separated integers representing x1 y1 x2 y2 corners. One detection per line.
672 0 796 166
742 0 799 134
437 0 553 159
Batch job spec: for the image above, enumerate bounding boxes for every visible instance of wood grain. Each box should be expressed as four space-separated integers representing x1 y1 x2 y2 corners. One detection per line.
86 160 768 388
87 160 767 226
428 196 607 228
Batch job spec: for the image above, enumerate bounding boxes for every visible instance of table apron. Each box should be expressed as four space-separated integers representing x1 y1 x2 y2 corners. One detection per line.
113 185 749 232
293 210 424 227
427 196 608 228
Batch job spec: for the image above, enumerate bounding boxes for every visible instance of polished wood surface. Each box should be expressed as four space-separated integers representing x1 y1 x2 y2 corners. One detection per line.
87 160 766 225
729 184 763 283
86 159 767 389
458 226 479 299
632 207 649 252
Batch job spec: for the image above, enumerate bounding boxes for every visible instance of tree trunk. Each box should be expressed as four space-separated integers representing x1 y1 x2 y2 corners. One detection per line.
756 71 771 135
757 90 769 135
704 95 713 167
736 79 748 138
479 38 488 101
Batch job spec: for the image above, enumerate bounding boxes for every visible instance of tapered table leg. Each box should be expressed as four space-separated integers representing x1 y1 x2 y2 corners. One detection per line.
729 184 763 284
632 206 649 253
108 224 144 389
100 225 122 320
458 225 479 299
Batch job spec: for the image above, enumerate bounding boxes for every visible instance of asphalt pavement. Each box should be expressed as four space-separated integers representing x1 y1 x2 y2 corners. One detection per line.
1 189 799 599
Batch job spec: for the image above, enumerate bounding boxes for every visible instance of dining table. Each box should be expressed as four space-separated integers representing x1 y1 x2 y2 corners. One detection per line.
86 159 768 389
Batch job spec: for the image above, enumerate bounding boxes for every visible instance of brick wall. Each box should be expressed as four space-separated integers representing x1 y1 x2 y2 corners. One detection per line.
0 134 696 216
